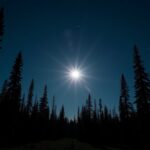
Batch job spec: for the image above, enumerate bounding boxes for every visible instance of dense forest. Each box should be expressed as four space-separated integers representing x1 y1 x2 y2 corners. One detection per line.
0 7 150 149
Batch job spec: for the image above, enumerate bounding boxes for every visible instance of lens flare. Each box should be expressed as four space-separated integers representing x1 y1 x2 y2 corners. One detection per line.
69 69 81 80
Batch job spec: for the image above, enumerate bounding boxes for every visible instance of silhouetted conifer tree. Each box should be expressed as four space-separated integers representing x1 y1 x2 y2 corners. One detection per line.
2 52 23 141
133 45 150 147
133 46 150 118
59 105 65 121
80 106 87 120
7 52 23 116
50 96 57 121
26 79 34 115
39 85 49 120
86 94 93 120
119 74 132 122
32 97 39 118
93 99 97 121
99 98 103 120
49 96 57 139
58 105 68 137
104 106 109 121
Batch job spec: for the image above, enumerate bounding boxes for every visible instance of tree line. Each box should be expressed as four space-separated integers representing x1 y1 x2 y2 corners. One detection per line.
0 7 150 149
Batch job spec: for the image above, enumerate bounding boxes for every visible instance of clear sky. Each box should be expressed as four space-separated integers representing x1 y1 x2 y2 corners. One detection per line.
1 0 150 118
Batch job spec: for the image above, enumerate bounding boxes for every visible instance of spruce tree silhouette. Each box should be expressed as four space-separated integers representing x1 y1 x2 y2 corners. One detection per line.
119 74 134 145
39 85 49 120
39 85 49 138
7 52 22 113
49 96 58 139
93 99 97 122
58 105 67 137
50 96 57 121
133 45 150 118
86 94 93 120
5 52 23 143
119 74 133 122
59 105 65 121
30 96 40 140
133 45 150 147
32 97 39 119
26 79 34 115
99 98 103 119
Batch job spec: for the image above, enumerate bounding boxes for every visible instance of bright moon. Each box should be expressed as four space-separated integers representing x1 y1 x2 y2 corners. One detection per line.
70 69 81 80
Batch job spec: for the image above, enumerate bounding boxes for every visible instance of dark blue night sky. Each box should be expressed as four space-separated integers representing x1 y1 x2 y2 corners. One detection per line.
1 0 150 118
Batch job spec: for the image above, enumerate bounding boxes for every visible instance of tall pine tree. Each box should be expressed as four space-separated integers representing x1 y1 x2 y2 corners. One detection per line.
39 85 49 120
133 45 150 118
86 94 93 120
26 79 34 115
59 105 65 121
50 96 57 121
7 52 23 117
93 99 97 121
32 97 39 119
119 74 132 122
2 52 23 139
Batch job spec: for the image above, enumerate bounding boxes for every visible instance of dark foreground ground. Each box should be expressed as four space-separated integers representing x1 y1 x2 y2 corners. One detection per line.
0 139 124 150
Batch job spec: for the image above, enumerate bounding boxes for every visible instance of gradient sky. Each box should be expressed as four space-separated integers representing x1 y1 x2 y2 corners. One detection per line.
1 0 150 118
